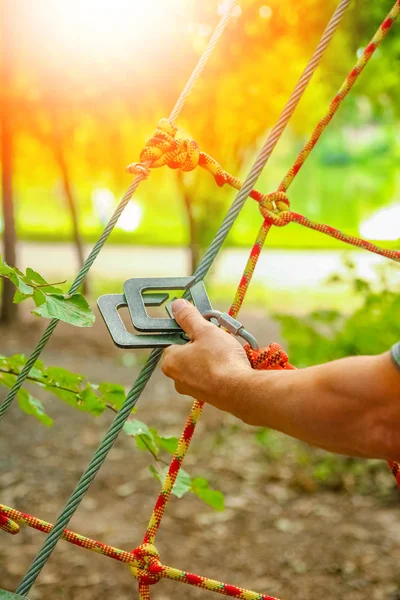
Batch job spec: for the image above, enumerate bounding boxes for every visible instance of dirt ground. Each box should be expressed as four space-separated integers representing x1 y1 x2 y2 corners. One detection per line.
1 310 400 600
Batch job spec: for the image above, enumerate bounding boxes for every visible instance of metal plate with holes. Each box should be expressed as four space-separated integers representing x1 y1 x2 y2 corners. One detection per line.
97 277 212 349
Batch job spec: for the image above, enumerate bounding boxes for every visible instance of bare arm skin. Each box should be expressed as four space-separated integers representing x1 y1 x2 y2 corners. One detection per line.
162 299 400 461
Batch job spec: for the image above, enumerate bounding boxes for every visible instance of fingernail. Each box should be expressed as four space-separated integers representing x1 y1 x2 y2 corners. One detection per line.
171 298 189 313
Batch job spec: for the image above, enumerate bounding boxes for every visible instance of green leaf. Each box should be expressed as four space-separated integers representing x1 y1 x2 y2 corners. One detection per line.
123 419 152 437
28 364 45 380
17 389 53 427
33 293 95 327
135 434 159 456
39 367 105 415
26 268 63 294
123 419 159 456
0 260 10 275
0 260 34 296
0 354 27 372
49 384 105 415
79 387 106 415
0 261 17 281
354 278 370 294
150 466 191 498
14 290 33 304
157 434 179 455
33 289 46 306
171 468 192 498
25 267 48 284
0 372 18 388
45 366 85 391
98 382 126 410
149 465 163 483
191 477 224 511
149 428 178 455
15 279 34 295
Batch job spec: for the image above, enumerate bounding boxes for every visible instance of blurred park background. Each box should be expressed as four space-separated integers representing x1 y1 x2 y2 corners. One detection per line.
1 0 400 599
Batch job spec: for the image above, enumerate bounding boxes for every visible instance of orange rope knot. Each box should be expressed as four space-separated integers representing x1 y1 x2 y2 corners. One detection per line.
130 543 163 586
259 191 292 227
127 118 230 186
138 118 201 172
245 342 295 371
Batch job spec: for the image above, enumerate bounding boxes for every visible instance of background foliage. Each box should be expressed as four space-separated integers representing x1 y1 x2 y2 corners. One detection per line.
1 0 400 505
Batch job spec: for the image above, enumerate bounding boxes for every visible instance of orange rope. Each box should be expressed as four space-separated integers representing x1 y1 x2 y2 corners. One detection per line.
2 4 400 600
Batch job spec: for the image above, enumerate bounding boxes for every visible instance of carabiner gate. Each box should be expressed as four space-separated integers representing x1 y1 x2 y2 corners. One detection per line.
202 310 259 351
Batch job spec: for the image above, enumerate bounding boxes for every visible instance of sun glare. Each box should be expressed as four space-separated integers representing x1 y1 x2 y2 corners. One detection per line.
24 0 182 63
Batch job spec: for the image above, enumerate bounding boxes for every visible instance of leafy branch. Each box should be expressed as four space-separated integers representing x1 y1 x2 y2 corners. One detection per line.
0 353 223 509
0 260 223 508
0 256 94 327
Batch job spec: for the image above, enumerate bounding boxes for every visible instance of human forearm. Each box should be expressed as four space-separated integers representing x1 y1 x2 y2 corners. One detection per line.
231 352 400 460
163 300 400 461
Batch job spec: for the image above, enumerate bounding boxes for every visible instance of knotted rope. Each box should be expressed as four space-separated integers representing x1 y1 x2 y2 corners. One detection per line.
8 3 243 596
7 2 354 594
0 504 279 600
129 112 400 269
3 3 400 599
129 544 163 588
127 118 279 212
245 342 294 371
127 15 400 600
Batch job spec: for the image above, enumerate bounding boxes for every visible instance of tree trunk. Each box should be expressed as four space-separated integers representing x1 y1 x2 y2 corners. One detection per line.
0 0 18 324
176 171 200 273
52 141 88 295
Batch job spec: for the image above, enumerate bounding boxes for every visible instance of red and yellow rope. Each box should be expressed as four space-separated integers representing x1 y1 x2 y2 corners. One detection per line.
133 6 400 598
0 504 279 600
2 3 400 599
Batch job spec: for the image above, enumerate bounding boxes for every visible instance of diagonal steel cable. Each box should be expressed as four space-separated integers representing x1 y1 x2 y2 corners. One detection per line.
15 2 350 595
0 1 237 423
250 0 351 170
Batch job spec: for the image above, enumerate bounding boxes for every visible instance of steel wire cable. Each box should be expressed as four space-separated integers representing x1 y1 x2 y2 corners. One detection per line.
14 2 352 594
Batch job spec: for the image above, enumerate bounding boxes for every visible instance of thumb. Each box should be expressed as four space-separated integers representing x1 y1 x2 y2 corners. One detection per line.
171 299 211 339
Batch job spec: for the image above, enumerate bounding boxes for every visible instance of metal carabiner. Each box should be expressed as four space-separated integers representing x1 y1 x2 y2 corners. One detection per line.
202 310 259 351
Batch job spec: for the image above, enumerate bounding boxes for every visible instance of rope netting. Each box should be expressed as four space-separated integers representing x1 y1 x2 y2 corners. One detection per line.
1 1 400 599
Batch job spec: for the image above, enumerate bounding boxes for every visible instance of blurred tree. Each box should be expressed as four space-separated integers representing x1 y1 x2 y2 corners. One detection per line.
50 123 87 294
0 0 18 324
26 103 89 293
175 0 352 268
350 0 400 118
1 0 399 280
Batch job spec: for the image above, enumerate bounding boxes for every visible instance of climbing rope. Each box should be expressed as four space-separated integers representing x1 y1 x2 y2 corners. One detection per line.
2 2 400 599
0 505 279 599
130 4 400 598
0 1 238 424
9 3 352 597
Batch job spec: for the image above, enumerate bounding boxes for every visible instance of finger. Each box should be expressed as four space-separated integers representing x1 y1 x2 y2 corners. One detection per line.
162 344 189 378
171 298 212 339
162 345 179 378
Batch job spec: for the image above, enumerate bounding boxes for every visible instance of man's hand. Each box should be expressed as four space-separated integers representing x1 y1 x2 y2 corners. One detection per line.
162 299 252 418
162 298 400 460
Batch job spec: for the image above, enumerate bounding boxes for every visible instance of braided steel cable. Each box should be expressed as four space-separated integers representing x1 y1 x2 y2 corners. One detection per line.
192 0 351 285
15 3 353 596
229 0 400 316
15 2 355 594
0 0 237 423
169 2 238 123
248 0 350 180
13 5 240 595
